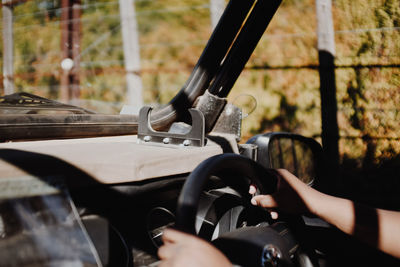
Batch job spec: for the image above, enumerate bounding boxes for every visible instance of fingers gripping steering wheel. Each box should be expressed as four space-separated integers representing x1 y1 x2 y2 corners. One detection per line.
175 153 277 234
174 153 317 267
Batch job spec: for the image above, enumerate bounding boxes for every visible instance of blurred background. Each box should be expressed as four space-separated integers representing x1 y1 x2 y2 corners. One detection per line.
1 0 399 205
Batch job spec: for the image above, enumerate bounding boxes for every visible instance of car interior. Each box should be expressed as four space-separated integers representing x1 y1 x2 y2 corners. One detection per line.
0 0 400 266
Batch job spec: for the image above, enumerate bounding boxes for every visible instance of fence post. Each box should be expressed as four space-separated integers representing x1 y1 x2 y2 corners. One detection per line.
2 2 15 95
119 0 143 110
316 0 340 193
210 0 225 30
60 0 81 103
71 0 81 101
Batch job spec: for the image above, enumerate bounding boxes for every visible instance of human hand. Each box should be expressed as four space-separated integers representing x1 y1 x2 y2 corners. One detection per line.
249 169 318 219
158 228 232 267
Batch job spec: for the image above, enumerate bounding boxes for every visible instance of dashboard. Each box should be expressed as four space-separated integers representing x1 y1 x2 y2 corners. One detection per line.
71 176 270 267
1 134 399 267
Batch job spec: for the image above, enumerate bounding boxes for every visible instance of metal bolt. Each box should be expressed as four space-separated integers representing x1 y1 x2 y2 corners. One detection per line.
163 138 170 144
183 140 191 146
144 136 151 142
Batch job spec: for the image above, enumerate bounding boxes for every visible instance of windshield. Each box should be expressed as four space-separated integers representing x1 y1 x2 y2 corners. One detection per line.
1 0 211 115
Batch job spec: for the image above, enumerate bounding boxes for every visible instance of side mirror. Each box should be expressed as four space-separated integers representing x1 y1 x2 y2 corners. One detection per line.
247 132 324 187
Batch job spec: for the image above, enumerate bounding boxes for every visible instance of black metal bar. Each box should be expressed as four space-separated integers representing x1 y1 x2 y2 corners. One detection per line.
151 0 257 127
318 51 340 188
208 0 282 97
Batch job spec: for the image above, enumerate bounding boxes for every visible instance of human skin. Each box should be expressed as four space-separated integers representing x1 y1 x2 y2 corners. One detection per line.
251 169 400 259
157 228 232 267
158 168 400 266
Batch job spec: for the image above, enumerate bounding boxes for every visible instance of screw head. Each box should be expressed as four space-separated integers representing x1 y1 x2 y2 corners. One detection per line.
144 136 151 142
163 138 170 144
183 140 191 146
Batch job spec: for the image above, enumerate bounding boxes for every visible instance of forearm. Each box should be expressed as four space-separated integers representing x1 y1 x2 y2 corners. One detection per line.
376 208 400 258
308 192 356 235
309 191 400 258
253 169 400 259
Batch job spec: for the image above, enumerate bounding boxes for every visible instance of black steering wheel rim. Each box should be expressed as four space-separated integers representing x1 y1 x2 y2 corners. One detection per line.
175 153 278 234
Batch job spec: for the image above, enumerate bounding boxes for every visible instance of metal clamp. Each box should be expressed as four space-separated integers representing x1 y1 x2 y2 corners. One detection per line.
138 106 206 147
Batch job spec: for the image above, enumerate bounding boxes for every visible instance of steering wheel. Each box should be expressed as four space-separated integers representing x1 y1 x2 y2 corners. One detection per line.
175 153 276 233
175 153 316 267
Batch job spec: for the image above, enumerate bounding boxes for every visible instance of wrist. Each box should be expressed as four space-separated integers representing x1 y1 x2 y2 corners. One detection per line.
308 191 353 229
303 186 327 216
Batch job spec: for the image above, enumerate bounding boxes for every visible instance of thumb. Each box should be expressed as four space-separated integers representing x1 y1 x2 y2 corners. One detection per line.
251 194 278 208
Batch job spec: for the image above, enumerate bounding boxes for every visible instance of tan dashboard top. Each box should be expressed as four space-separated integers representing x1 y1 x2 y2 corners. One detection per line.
0 135 224 184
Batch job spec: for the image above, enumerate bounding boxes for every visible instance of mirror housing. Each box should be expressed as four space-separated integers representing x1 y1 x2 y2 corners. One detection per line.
247 132 325 189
